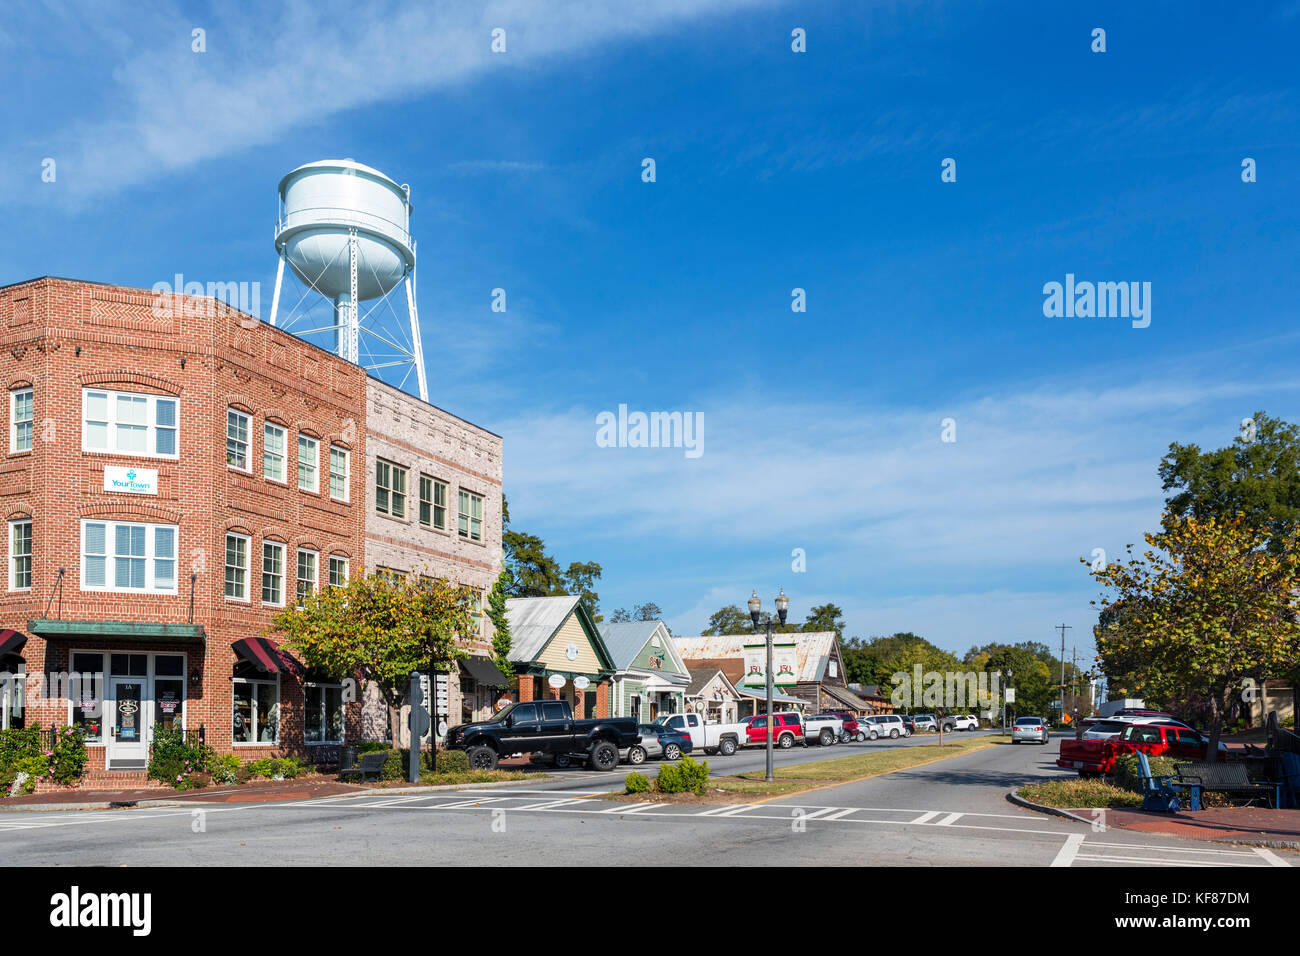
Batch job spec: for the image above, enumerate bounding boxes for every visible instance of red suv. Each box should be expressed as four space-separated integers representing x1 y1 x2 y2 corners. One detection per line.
822 711 861 742
743 713 805 748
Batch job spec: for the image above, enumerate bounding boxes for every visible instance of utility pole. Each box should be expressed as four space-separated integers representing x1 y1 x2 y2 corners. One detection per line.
1071 645 1078 710
1056 623 1071 727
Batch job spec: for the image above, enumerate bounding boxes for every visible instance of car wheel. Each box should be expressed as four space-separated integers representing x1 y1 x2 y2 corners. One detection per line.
663 743 683 761
466 745 498 771
819 729 834 746
553 752 573 769
840 731 852 744
589 741 620 771
627 746 647 765
870 730 879 740
856 732 866 742
779 733 795 749
889 729 899 739
719 737 738 756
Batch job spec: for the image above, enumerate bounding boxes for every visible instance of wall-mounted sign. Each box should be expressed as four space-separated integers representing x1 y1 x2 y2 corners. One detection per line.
103 466 158 496
573 676 590 691
1005 689 1016 703
565 642 579 661
548 674 566 689
741 640 798 689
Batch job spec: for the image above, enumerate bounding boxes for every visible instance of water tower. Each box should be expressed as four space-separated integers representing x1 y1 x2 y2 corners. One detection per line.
268 159 428 401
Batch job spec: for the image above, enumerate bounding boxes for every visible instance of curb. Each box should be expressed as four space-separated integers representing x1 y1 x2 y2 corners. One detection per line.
1005 788 1094 826
0 774 557 813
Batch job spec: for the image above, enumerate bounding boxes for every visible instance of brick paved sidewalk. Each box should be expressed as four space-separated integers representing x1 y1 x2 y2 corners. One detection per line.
1099 806 1300 849
1 777 365 810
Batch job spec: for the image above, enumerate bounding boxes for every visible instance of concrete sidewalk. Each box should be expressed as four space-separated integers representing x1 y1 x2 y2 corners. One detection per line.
1100 806 1300 850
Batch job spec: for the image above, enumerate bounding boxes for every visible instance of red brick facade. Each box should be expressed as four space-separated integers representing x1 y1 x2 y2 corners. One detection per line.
0 277 369 784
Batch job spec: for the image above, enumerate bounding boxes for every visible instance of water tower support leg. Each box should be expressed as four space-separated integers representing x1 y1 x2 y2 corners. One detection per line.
405 275 428 403
347 230 360 365
269 257 285 326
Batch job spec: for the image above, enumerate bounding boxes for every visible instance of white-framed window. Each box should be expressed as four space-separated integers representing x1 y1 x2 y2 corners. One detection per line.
226 408 251 471
81 520 177 594
296 548 318 607
263 423 286 483
375 460 407 518
327 555 349 589
224 532 249 600
66 650 187 744
468 590 482 637
419 476 448 529
83 388 178 458
304 681 345 744
298 435 319 492
329 445 349 501
9 519 31 591
261 540 285 606
458 490 483 542
10 388 33 453
232 676 279 745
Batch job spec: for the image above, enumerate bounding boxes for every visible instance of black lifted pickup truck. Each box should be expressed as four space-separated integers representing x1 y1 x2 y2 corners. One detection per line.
444 699 640 771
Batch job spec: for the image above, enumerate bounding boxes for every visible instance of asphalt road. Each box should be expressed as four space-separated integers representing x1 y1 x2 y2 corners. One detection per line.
1 733 1292 867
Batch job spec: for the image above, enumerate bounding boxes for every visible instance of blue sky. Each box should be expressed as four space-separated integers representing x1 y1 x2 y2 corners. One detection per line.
4 0 1300 663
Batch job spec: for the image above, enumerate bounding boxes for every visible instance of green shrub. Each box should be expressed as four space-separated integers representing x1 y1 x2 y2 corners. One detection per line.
209 753 241 785
47 727 89 786
273 757 302 779
655 755 710 795
355 741 391 754
1112 753 1178 793
625 771 650 794
434 750 469 773
148 727 212 788
382 750 405 781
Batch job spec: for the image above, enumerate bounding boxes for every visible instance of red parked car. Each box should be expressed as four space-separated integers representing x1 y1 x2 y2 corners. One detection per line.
821 710 862 742
1058 722 1227 777
743 713 805 749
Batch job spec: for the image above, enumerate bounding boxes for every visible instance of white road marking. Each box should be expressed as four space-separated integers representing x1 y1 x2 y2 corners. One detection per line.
1074 854 1256 867
935 812 963 826
798 807 840 820
695 804 747 816
909 811 941 825
823 808 858 821
1253 847 1292 867
1050 833 1085 867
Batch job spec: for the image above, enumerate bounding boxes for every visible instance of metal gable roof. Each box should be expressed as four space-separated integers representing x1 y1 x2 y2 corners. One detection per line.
598 620 685 674
503 595 583 662
671 631 840 684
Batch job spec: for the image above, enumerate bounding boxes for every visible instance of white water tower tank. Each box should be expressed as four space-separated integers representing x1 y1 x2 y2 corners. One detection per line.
275 159 414 301
268 159 428 401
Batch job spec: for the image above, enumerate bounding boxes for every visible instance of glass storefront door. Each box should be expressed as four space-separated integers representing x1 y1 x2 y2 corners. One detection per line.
108 677 148 767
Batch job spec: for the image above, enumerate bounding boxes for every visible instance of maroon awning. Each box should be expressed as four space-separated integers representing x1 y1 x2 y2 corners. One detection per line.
232 637 298 674
0 629 28 657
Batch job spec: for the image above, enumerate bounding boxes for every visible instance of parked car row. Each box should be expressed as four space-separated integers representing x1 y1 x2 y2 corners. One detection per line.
443 698 989 773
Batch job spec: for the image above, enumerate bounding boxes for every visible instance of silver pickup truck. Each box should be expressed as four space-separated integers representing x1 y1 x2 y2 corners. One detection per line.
801 714 844 746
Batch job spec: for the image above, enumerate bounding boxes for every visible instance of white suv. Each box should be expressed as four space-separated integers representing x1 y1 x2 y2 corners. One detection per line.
951 715 979 731
862 714 908 739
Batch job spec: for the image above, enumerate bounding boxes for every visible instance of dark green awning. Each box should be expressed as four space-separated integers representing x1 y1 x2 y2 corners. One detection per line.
27 619 206 645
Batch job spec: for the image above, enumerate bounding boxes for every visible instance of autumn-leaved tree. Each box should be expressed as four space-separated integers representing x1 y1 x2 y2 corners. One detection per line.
269 572 474 745
1087 512 1300 752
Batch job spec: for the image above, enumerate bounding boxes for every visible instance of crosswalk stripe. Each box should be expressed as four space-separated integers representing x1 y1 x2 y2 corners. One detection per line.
798 807 839 820
695 804 746 816
1051 833 1085 868
909 811 940 825
823 808 858 821
1252 847 1291 867
935 812 963 826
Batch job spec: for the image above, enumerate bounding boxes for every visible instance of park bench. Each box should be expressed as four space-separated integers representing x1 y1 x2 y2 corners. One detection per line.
1278 752 1300 809
1134 751 1183 813
338 751 387 783
1173 760 1282 810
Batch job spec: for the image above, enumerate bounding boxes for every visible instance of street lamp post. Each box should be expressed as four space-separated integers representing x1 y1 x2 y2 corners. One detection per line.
749 587 790 783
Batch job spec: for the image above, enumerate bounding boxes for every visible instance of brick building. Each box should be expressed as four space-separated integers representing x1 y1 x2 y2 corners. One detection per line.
0 276 504 785
362 377 506 741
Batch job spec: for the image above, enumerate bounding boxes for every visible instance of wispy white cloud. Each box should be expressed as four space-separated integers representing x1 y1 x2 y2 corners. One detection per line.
2 0 774 204
501 366 1299 650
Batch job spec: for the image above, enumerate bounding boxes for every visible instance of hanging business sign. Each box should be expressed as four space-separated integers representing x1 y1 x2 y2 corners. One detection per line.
548 674 566 689
573 676 590 691
103 466 158 496
1005 689 1016 703
741 640 798 689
